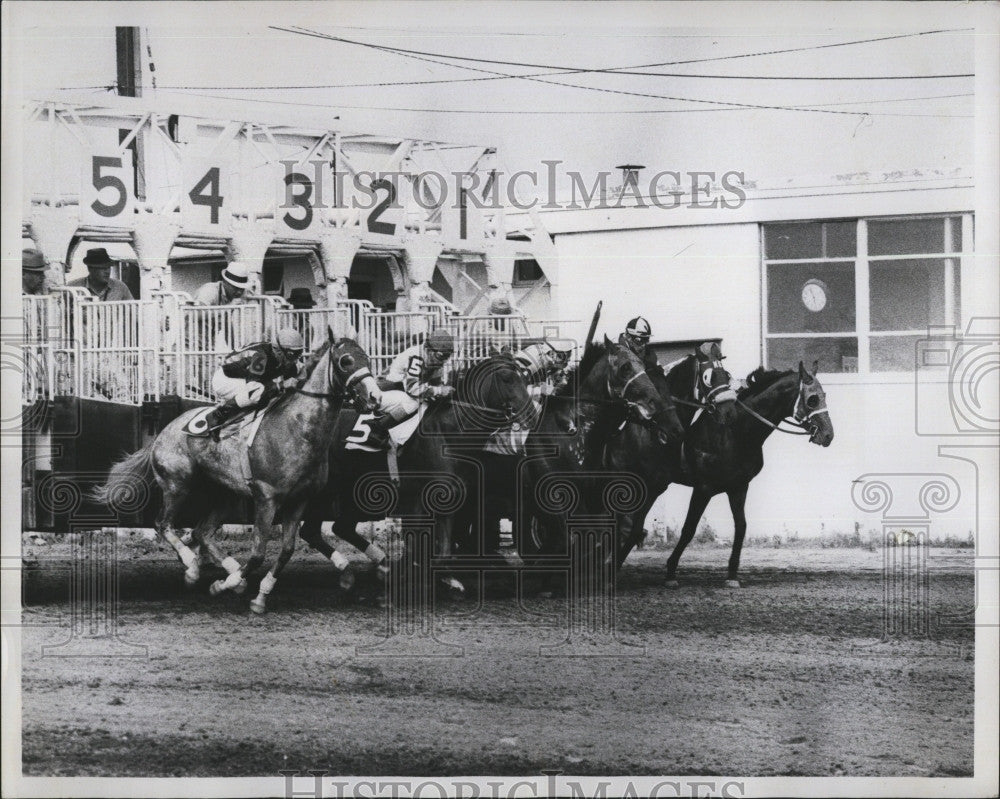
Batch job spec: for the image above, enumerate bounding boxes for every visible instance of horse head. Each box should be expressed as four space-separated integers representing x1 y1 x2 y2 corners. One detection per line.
324 327 381 412
598 335 684 446
793 360 834 446
461 350 536 429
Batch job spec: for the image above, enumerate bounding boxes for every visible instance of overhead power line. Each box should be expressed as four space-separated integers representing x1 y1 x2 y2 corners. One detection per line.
270 25 971 118
273 25 971 73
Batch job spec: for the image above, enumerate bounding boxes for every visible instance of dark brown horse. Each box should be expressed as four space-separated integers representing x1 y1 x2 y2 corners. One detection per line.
663 361 834 587
298 351 537 591
518 337 686 563
93 332 380 613
602 349 740 569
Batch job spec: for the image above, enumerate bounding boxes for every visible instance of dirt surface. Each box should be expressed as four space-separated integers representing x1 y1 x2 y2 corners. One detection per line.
17 542 974 777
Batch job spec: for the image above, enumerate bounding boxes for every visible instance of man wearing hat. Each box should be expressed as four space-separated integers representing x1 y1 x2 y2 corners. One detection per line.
22 248 48 295
68 247 134 300
193 262 251 306
287 287 317 309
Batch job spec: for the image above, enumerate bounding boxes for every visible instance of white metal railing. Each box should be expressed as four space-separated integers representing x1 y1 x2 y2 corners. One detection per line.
21 294 58 403
77 300 160 404
276 306 353 355
20 288 576 403
359 310 437 377
179 304 263 401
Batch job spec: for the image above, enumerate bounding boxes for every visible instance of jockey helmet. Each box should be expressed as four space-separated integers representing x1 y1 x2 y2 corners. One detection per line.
696 341 724 361
427 328 455 355
625 316 652 341
276 327 304 357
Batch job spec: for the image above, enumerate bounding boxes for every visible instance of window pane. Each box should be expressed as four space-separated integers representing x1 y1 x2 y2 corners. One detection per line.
868 218 947 255
767 337 858 373
871 335 924 372
824 221 857 257
767 262 855 334
869 259 949 331
764 223 822 259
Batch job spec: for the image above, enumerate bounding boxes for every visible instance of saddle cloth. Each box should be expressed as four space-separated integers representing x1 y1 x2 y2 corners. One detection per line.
344 405 426 453
183 405 268 447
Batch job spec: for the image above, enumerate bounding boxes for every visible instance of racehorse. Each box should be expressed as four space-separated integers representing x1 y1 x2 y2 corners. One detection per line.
602 348 740 569
297 350 537 591
517 336 686 565
663 360 834 587
92 332 380 613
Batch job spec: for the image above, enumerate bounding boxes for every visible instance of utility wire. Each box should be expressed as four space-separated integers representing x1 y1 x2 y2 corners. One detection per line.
271 25 967 118
275 26 971 73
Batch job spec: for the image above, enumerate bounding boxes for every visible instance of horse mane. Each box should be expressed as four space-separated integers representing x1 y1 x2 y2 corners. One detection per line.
299 339 332 382
663 354 696 398
738 366 793 400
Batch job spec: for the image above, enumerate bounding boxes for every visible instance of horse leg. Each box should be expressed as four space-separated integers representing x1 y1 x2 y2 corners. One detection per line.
215 489 274 602
298 495 352 571
664 487 712 588
156 484 201 587
725 486 749 589
250 496 306 615
193 508 245 596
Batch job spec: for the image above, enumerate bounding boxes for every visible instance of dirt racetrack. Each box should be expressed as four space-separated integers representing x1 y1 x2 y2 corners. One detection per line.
18 539 974 778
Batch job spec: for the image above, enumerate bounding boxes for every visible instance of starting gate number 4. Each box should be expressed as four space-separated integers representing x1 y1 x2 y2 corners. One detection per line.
181 159 231 231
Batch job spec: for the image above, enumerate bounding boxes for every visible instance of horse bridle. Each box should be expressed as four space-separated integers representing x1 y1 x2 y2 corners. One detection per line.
290 346 373 407
736 377 828 437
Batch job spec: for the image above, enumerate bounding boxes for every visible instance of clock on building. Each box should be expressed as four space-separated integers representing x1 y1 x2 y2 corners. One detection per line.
801 278 828 312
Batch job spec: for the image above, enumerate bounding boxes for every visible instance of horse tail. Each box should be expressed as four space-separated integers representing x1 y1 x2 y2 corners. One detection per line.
90 441 156 509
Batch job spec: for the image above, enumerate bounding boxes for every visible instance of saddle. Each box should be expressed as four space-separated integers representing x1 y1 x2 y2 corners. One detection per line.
183 400 272 440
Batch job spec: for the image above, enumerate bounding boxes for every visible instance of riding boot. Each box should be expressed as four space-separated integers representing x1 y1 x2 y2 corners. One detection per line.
206 400 241 441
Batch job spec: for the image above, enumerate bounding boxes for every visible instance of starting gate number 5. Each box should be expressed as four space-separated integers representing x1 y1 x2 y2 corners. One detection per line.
90 155 129 218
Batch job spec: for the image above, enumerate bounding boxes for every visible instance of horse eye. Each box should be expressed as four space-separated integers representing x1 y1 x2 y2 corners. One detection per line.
702 368 714 386
338 354 355 370
805 394 820 409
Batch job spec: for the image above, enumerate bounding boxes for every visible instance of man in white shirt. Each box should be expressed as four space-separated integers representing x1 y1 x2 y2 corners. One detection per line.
193 262 251 305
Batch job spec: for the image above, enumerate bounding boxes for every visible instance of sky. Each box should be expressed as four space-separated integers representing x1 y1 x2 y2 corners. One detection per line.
4 1 982 201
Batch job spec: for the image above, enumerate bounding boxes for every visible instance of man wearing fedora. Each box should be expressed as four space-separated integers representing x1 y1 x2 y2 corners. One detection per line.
22 248 48 295
193 262 252 306
287 287 316 309
68 247 134 301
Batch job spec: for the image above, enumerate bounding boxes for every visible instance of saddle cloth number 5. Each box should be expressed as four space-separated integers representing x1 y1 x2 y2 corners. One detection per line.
346 413 376 446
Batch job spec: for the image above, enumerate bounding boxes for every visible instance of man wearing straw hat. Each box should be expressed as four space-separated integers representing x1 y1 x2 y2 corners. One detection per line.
193 262 251 306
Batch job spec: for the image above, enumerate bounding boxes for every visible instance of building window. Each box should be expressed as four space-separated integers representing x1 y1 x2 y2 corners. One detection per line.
514 259 544 285
762 215 968 373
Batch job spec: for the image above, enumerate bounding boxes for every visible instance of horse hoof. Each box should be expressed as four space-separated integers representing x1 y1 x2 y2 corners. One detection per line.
209 580 226 596
664 579 680 589
249 599 267 615
179 531 194 546
232 579 248 595
725 579 741 589
375 562 390 581
339 569 356 592
441 577 465 594
184 569 199 587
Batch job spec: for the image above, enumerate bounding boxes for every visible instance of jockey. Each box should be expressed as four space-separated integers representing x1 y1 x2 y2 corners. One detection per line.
515 340 573 399
363 328 456 448
621 316 653 363
205 327 305 439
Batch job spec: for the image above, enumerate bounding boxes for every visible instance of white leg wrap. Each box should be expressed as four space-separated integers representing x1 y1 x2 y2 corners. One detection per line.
179 547 197 568
221 556 240 575
258 571 277 596
364 543 387 564
330 551 350 571
221 570 245 591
